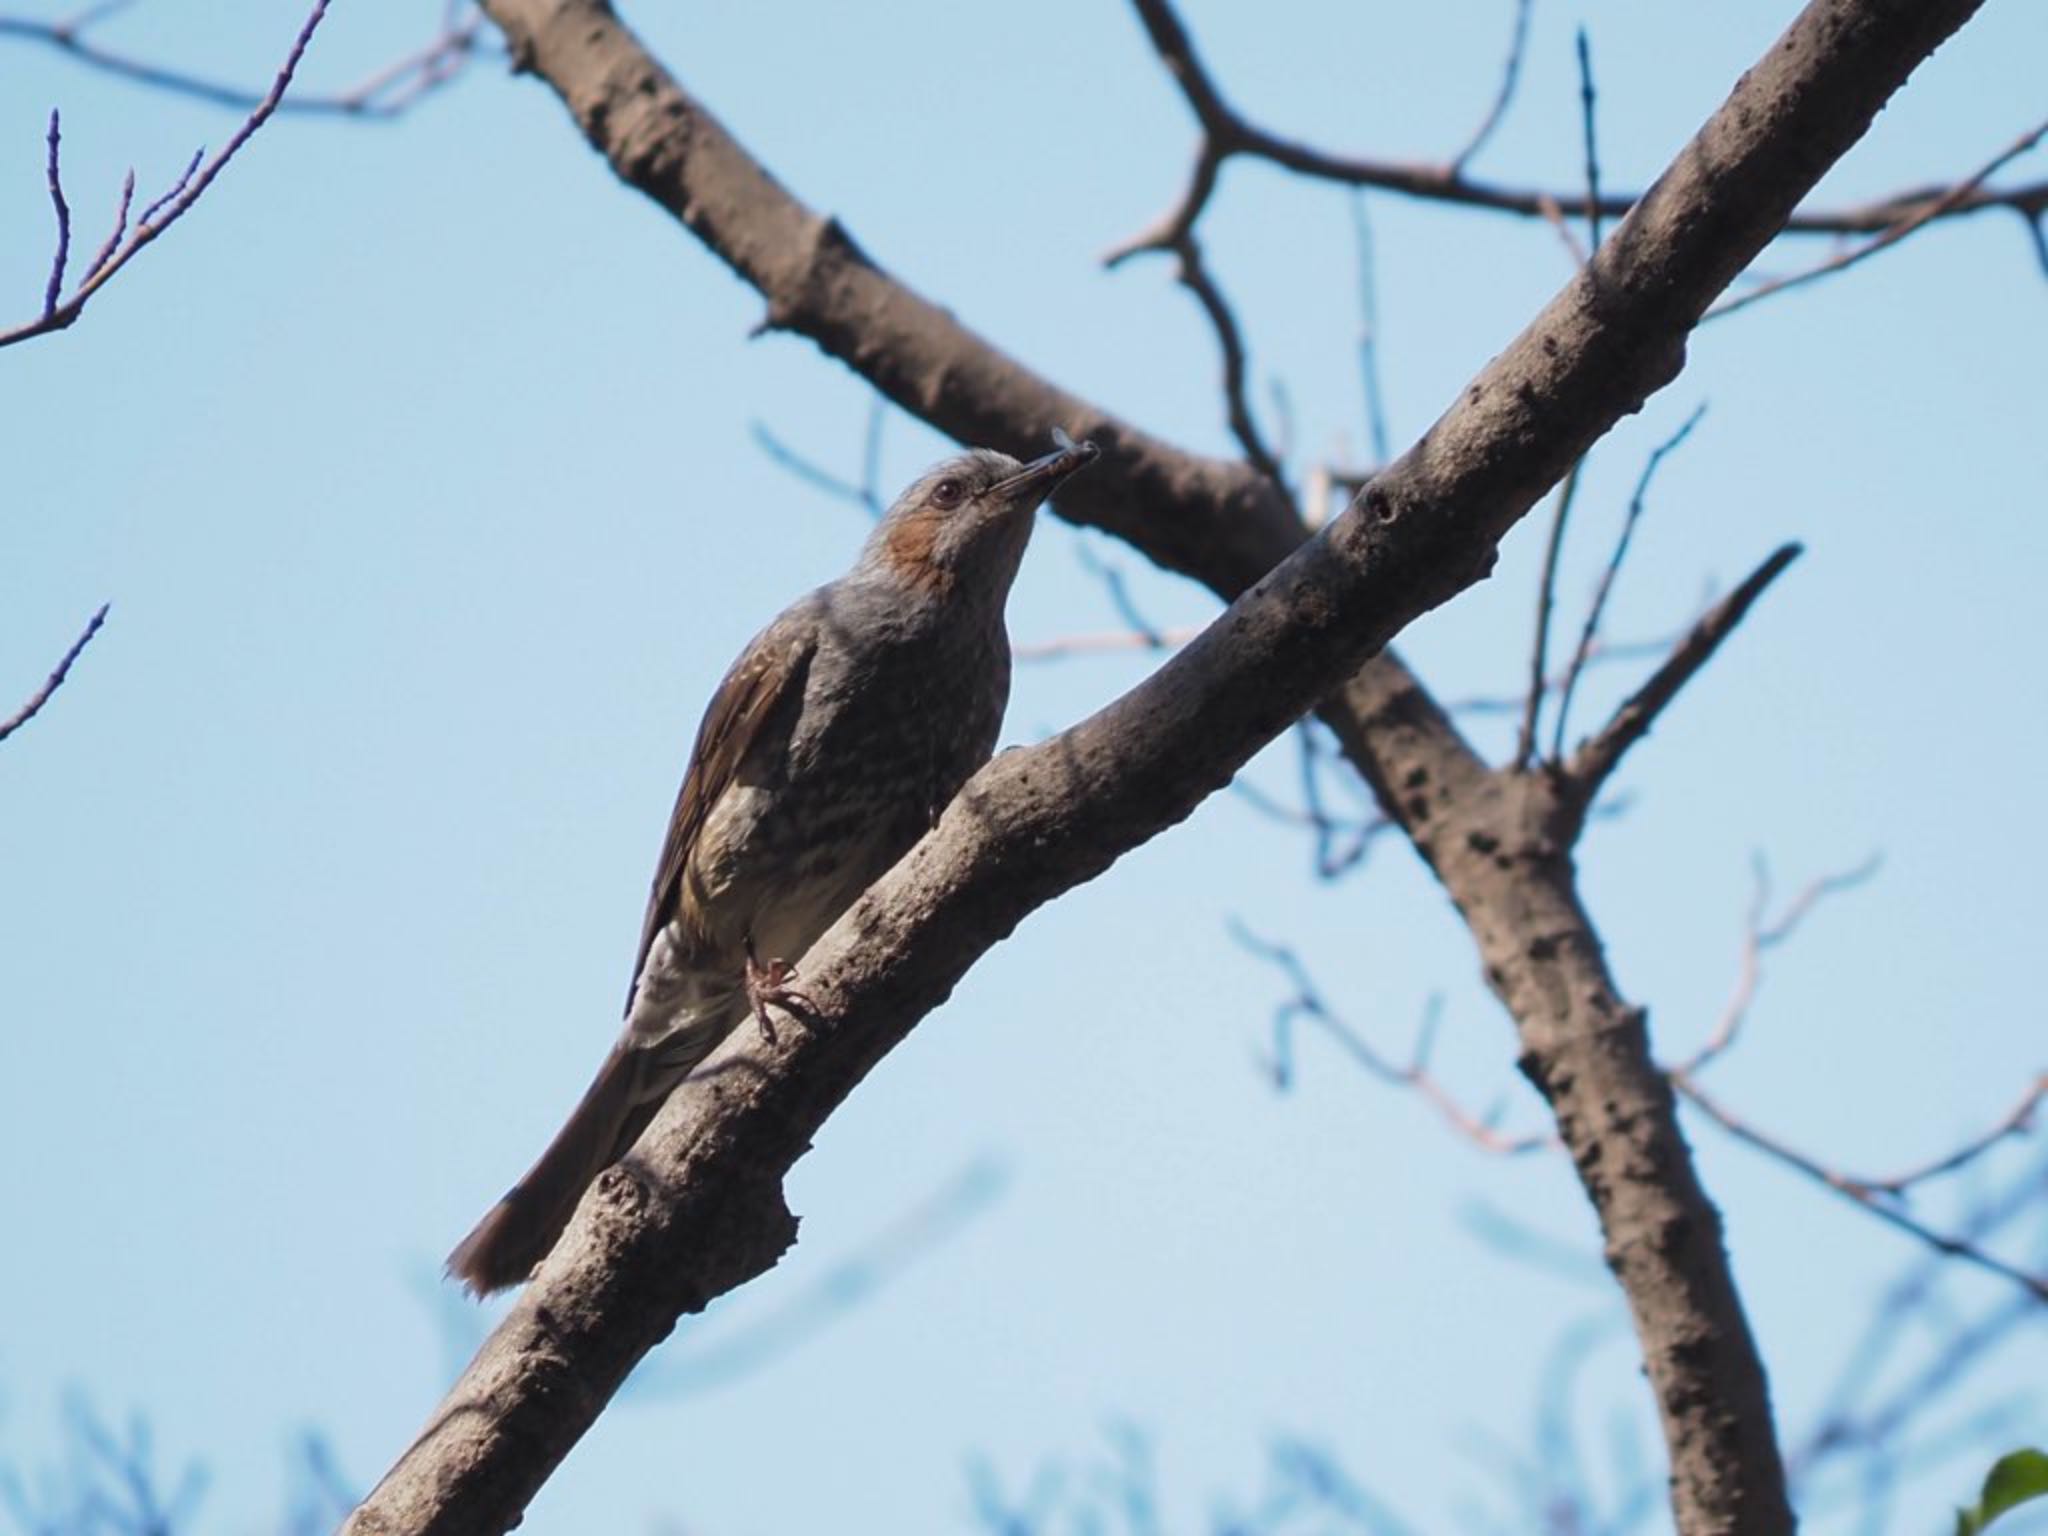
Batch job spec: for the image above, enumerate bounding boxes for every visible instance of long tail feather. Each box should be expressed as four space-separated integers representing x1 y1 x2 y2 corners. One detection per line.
445 1044 661 1296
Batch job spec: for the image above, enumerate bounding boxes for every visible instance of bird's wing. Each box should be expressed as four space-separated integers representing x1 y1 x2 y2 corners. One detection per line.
626 616 818 1012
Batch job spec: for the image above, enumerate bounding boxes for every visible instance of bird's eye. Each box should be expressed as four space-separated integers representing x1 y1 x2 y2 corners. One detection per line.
930 477 966 509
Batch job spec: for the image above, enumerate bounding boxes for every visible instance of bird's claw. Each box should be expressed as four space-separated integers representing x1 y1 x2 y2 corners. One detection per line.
744 942 821 1042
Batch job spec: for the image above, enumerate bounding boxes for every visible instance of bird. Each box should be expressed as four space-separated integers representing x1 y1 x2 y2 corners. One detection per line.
447 436 1099 1295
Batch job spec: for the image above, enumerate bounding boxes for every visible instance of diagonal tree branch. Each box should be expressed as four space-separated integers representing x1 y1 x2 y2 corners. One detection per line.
1551 403 1710 762
1709 111 2048 319
1569 543 1803 800
0 602 108 743
1168 231 1284 483
0 0 330 349
1446 0 1534 177
343 4 1990 1533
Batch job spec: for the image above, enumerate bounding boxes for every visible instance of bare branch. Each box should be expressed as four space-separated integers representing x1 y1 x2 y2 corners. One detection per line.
859 394 886 516
1296 724 1390 880
1515 458 1583 768
1709 112 2048 320
1446 0 1534 176
1013 625 1200 663
1 0 332 349
1864 1076 2047 1196
1171 233 1284 482
1671 852 1882 1078
1455 637 1674 718
0 602 108 744
1791 1155 2048 1488
1111 0 2044 254
1550 403 1708 762
1675 1078 2048 1304
750 417 884 518
2025 209 2048 278
80 167 134 283
1656 854 2044 1299
1347 194 1392 467
1567 540 1802 797
1233 920 1551 1155
40 109 70 316
1574 27 1604 252
0 5 482 118
1224 723 1396 880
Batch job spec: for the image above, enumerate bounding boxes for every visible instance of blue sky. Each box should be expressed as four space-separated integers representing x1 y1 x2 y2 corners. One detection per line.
2 2 2044 1532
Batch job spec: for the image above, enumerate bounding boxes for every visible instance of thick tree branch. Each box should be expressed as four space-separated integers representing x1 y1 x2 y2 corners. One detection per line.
345 4 1988 1533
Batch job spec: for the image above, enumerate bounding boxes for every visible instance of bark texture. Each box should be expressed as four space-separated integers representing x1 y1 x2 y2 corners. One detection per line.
344 4 1986 1532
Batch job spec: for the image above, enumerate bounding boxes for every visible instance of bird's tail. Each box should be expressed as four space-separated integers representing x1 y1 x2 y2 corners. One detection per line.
445 1043 665 1296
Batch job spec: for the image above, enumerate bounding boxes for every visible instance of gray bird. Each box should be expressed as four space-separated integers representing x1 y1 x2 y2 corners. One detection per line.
448 438 1098 1294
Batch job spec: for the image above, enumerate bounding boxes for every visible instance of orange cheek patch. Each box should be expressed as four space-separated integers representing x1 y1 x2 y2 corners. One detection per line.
878 505 956 594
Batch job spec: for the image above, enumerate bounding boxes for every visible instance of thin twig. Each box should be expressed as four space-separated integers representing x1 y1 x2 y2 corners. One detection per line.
1574 28 1604 252
0 7 481 119
1292 721 1388 880
1670 852 1881 1077
41 110 70 316
1171 234 1284 483
1013 627 1199 663
1516 459 1583 768
1710 113 2048 320
1864 1076 2047 1195
1232 920 1551 1155
858 395 886 516
1110 0 2046 259
1791 1155 2048 1483
1465 634 1671 720
135 147 201 227
1551 404 1708 762
1447 0 1534 176
1348 193 1392 467
80 168 134 283
1568 540 1801 795
0 603 109 744
1226 770 1394 878
2023 210 2048 279
750 419 882 518
1073 540 1167 649
1676 1077 2048 1304
1 0 333 349
1233 721 1397 881
1534 190 1590 266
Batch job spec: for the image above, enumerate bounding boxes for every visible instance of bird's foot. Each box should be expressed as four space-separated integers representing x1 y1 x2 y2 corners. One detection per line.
744 942 822 1042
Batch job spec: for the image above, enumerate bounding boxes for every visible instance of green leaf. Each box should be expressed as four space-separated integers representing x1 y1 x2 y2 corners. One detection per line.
1957 1449 2048 1535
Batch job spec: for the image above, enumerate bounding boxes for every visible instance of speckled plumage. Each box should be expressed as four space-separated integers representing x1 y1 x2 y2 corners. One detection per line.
448 441 1096 1294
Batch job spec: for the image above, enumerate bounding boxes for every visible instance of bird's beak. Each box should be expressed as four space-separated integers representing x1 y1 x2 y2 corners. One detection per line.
989 437 1100 507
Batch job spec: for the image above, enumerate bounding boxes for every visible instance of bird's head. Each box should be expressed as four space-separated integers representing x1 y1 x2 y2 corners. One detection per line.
861 438 1099 599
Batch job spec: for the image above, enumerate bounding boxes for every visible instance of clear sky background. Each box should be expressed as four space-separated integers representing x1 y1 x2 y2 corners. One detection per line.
2 2 2044 1533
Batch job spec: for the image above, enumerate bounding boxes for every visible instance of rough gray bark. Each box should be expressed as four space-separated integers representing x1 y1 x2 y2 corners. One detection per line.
344 3 1986 1533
